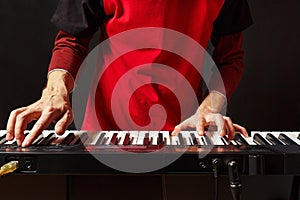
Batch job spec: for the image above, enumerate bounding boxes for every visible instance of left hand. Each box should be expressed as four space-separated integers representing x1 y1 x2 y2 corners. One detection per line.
171 92 248 139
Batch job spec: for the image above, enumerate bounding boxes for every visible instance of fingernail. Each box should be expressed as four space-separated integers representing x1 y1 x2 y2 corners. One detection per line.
219 130 227 137
198 130 204 135
17 139 22 146
6 134 13 141
22 140 28 147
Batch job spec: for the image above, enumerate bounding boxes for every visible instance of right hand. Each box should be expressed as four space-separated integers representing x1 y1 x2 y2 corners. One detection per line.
6 71 74 147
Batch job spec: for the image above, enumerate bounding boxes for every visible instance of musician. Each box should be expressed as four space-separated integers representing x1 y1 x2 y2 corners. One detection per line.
6 0 252 148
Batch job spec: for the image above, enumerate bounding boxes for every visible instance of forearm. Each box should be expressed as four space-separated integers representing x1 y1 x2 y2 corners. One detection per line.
49 30 93 79
210 32 245 100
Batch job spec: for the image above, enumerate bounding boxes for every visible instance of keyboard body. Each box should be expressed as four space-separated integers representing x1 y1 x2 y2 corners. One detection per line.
0 130 300 175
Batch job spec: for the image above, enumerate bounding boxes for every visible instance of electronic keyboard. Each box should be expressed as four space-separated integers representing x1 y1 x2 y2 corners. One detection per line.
0 130 300 175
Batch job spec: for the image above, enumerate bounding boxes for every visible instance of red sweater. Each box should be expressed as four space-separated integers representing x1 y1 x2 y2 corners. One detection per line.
49 0 252 130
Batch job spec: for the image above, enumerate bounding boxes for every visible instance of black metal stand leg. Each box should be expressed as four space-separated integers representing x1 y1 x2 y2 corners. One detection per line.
66 175 72 200
290 176 300 200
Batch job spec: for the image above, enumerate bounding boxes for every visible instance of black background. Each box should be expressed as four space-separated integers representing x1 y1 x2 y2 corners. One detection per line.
0 0 299 131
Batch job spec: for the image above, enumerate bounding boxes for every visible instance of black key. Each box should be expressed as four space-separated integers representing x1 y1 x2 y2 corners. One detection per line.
0 134 8 145
39 132 55 146
204 135 212 145
234 133 249 146
278 133 297 145
0 133 6 139
143 133 150 145
266 133 284 145
158 133 164 145
0 134 6 142
32 137 44 146
178 133 185 146
60 133 76 145
12 132 29 146
74 132 88 145
190 133 199 145
221 136 229 145
297 133 300 140
101 137 109 145
47 137 57 145
129 136 134 145
109 133 118 145
123 133 131 145
253 134 269 145
95 132 106 145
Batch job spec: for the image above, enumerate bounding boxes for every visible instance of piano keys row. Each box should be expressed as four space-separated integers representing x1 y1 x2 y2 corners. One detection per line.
0 130 300 147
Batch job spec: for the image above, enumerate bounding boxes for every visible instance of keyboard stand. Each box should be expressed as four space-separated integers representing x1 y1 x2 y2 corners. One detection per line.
290 176 300 200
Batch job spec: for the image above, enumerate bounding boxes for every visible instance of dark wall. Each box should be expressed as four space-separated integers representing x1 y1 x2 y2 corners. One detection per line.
228 0 300 131
0 0 59 128
0 0 299 131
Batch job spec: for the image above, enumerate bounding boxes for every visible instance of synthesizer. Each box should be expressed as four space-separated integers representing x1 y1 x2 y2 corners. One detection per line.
0 130 300 175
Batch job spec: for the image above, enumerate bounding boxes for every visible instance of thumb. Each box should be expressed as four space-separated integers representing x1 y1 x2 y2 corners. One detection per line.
54 110 73 135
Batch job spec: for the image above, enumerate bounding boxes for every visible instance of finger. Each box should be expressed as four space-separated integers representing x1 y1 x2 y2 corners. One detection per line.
196 115 208 136
6 107 27 141
216 116 226 137
171 116 196 136
22 109 59 147
196 123 205 136
54 110 73 135
233 123 248 137
224 117 235 140
219 126 227 137
205 113 225 135
171 125 182 136
14 110 41 146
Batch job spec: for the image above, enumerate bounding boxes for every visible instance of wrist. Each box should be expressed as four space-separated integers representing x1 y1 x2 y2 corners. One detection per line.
46 70 74 94
199 91 227 113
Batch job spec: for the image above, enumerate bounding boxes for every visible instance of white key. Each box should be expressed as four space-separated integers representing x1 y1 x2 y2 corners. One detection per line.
230 140 238 146
190 132 208 145
50 130 72 145
279 132 300 145
243 135 257 145
136 131 148 145
147 131 170 145
93 131 109 145
220 136 229 145
129 131 139 145
206 131 224 145
149 131 159 145
233 133 256 146
180 131 193 145
160 131 171 145
259 131 300 145
171 135 180 145
198 136 207 145
0 130 6 138
251 131 270 145
0 130 8 144
116 131 127 145
5 130 32 145
32 130 55 145
85 131 105 145
101 131 119 145
252 131 274 145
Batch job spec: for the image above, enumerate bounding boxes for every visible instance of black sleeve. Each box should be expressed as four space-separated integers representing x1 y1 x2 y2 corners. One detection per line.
212 0 253 36
51 0 106 37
